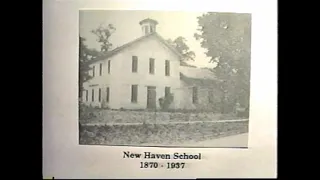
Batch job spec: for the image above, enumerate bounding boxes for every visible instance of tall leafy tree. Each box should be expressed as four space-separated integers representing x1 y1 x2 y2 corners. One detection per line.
79 23 116 98
194 12 251 113
167 36 196 65
79 36 99 98
91 23 116 52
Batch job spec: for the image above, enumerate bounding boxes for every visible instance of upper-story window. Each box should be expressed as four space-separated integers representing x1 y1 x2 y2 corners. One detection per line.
108 60 111 74
92 65 95 77
132 56 138 73
99 63 103 76
149 58 155 74
165 60 170 76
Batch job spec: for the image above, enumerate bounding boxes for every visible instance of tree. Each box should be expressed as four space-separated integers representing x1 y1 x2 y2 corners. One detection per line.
167 36 196 64
91 23 116 52
79 36 99 98
194 12 251 113
79 23 116 99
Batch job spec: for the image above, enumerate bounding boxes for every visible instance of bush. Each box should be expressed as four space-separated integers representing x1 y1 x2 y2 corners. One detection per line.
159 93 174 111
79 102 98 123
236 107 249 118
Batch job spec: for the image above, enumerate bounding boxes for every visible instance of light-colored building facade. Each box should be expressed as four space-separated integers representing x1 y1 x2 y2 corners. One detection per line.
81 18 219 111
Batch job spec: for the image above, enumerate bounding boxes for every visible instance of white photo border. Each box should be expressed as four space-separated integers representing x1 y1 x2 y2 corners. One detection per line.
43 0 277 178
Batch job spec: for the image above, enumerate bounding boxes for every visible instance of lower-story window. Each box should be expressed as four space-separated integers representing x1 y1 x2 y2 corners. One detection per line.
208 89 214 103
192 86 198 104
131 85 138 103
92 89 95 102
85 90 88 102
106 87 110 102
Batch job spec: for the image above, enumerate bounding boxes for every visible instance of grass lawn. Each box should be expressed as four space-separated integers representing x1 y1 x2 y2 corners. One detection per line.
79 106 249 147
79 108 244 125
79 120 249 147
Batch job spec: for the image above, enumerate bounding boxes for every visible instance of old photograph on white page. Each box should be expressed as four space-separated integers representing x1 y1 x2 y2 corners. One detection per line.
78 10 251 148
42 0 277 178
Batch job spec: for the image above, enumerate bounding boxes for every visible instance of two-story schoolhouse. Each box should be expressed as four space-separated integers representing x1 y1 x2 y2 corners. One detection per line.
81 18 220 111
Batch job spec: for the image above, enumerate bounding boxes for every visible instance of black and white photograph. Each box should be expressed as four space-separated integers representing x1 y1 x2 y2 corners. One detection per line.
78 10 251 148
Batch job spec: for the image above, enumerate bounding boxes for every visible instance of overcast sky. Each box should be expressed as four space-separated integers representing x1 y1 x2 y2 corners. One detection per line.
79 10 214 68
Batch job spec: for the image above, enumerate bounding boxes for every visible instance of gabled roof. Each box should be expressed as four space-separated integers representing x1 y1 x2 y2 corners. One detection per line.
180 61 197 68
91 32 183 63
179 66 217 80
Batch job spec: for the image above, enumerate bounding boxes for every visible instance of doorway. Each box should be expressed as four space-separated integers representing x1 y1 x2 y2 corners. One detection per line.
147 86 156 109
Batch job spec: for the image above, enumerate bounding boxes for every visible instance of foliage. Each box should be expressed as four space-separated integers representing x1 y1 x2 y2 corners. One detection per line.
79 102 98 123
167 36 196 62
158 93 174 111
79 121 249 145
194 12 251 113
235 106 249 118
91 24 116 53
79 37 99 96
79 23 116 97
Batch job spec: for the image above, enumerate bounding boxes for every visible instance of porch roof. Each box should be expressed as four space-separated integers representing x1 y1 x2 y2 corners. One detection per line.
180 72 219 87
179 66 219 87
179 66 217 80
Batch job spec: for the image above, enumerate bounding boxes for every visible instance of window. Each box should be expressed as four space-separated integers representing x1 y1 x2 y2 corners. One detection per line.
91 89 95 102
106 87 110 102
99 63 103 76
108 60 111 74
150 26 154 33
165 87 171 98
165 60 170 76
208 89 214 103
192 87 198 104
82 91 86 101
132 56 138 73
92 66 95 77
98 88 101 102
145 26 149 34
85 90 88 102
149 58 155 74
131 85 138 103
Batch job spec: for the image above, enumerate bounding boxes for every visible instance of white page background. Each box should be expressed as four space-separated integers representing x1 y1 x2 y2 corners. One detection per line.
43 0 277 178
